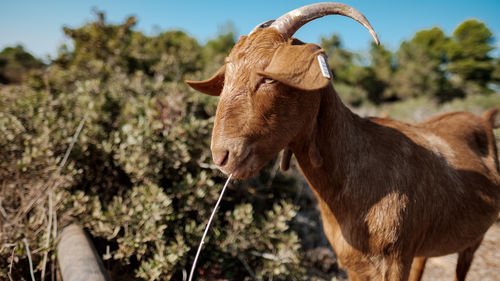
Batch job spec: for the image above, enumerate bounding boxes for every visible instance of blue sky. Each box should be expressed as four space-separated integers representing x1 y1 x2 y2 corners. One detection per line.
1 0 499 60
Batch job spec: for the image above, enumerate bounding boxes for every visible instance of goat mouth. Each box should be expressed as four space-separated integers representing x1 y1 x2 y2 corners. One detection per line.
229 150 256 179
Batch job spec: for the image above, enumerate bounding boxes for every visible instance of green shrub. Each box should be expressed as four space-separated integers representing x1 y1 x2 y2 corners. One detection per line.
0 56 309 280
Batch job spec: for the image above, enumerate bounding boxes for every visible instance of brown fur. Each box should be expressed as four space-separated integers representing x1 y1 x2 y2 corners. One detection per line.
186 28 500 281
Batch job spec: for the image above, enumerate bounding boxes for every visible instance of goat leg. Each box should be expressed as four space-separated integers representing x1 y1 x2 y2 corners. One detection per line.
280 148 293 171
455 238 483 281
408 257 427 281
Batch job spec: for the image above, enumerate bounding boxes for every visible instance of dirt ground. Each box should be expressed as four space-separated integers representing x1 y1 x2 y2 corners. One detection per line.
421 220 500 281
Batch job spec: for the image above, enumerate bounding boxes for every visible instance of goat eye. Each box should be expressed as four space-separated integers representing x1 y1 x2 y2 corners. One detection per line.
253 76 276 93
263 78 276 84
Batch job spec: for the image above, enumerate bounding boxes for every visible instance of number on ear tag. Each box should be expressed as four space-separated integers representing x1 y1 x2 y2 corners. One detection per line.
317 55 331 79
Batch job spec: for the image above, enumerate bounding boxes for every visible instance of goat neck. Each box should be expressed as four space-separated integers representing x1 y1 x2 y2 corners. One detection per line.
288 84 370 210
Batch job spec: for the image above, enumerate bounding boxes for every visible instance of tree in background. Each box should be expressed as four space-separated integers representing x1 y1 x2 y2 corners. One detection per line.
447 19 495 95
389 27 457 102
56 10 204 83
321 34 373 106
57 12 136 69
320 34 353 82
201 22 237 74
142 30 204 81
493 57 500 89
0 45 44 84
326 21 496 105
362 42 394 104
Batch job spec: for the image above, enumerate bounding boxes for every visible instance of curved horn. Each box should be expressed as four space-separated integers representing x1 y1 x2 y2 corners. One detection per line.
270 2 379 45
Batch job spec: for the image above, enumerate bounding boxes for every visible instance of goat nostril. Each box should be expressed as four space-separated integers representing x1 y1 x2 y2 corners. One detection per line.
220 151 229 166
214 150 229 167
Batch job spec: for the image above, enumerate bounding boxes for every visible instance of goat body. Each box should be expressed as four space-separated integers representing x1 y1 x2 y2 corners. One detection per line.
295 91 500 280
186 6 500 280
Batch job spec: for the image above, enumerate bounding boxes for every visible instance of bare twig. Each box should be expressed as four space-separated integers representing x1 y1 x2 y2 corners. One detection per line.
8 245 16 281
238 254 257 280
51 257 55 281
0 198 7 219
250 250 279 261
15 193 43 223
57 115 87 174
41 189 53 280
51 208 57 281
1 243 16 254
23 238 36 281
188 173 232 281
198 162 219 170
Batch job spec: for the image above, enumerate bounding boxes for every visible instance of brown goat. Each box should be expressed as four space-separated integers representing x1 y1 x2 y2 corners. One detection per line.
186 3 500 280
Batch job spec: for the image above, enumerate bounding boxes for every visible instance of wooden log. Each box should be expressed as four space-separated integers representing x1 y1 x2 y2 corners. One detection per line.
57 224 110 281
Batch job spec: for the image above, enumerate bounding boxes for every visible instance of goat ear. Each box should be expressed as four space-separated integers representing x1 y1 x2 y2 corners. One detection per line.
185 65 226 96
258 44 331 91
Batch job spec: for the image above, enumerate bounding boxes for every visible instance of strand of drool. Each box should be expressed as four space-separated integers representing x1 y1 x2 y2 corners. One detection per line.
188 173 233 281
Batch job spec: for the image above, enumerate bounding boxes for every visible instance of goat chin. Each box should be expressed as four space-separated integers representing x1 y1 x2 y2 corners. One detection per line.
219 149 280 179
